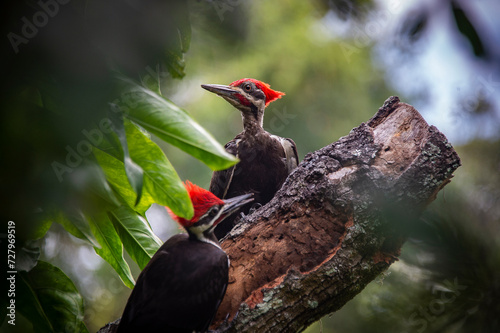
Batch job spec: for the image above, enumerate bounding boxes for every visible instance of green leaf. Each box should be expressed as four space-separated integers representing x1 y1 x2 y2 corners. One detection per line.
163 7 191 78
30 218 53 240
125 119 192 218
165 50 187 79
108 104 144 206
94 147 152 215
17 261 88 333
116 78 238 171
85 160 121 207
94 120 193 219
178 21 191 54
108 205 162 270
124 157 144 206
87 213 135 289
52 209 99 247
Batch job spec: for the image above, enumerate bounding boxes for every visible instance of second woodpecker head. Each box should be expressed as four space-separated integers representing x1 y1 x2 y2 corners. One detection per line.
201 78 285 125
169 181 253 241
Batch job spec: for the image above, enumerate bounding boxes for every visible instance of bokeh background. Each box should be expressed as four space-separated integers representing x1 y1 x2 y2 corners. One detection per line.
1 0 499 332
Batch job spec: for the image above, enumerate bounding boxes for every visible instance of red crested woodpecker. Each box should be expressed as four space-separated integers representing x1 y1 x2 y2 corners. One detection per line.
117 181 253 333
202 78 298 239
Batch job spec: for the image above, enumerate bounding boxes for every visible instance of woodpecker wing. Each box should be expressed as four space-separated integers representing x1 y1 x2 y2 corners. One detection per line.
272 135 299 173
212 132 298 240
117 234 229 333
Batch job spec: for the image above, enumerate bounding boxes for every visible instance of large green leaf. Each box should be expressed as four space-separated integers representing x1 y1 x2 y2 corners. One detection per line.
87 213 135 289
17 261 88 333
94 147 153 216
116 78 238 171
125 119 192 218
94 120 193 219
108 205 162 270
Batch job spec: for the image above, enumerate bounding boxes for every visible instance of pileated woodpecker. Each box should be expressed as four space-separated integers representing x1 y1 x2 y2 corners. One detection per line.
116 181 253 333
202 78 298 239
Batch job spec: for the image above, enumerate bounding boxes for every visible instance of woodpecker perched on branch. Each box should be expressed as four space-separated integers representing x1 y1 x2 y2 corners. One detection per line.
202 78 298 240
117 181 253 333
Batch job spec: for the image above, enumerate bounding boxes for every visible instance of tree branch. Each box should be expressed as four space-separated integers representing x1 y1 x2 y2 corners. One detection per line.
99 96 461 333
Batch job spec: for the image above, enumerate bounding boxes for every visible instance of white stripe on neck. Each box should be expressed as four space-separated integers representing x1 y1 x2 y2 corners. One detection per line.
197 235 222 250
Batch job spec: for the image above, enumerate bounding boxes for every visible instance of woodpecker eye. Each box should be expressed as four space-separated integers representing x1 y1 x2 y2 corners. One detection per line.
243 83 252 92
208 206 220 218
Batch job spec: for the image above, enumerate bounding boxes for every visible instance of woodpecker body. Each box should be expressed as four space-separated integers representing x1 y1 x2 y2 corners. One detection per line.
202 79 298 239
117 182 252 333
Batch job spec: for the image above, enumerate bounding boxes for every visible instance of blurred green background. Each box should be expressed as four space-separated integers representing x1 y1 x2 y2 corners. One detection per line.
1 0 499 332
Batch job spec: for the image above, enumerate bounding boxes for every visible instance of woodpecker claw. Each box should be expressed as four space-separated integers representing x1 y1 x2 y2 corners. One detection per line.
249 203 263 214
215 311 239 332
239 202 263 220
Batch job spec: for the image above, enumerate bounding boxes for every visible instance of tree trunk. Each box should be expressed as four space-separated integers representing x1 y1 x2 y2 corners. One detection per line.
99 96 461 333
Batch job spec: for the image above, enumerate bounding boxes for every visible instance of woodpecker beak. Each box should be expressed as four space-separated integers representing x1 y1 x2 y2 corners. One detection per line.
201 84 241 101
219 193 253 223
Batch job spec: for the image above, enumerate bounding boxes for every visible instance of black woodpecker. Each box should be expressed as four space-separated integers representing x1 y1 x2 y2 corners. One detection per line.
116 181 253 333
202 78 298 239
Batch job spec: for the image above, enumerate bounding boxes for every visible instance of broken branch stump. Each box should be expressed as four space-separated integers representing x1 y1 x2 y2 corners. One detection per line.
213 96 461 332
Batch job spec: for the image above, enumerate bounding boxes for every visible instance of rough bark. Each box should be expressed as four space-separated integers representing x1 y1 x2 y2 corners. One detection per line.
98 96 461 333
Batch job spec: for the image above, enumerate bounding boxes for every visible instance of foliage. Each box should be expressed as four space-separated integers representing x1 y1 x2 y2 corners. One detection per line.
16 261 88 333
1 1 237 331
7 69 239 329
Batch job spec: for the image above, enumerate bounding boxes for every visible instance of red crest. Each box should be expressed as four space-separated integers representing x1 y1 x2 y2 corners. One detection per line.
167 181 224 228
230 78 285 106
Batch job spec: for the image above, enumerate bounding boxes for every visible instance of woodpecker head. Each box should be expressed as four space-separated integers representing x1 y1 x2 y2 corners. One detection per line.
201 78 285 128
168 181 253 243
